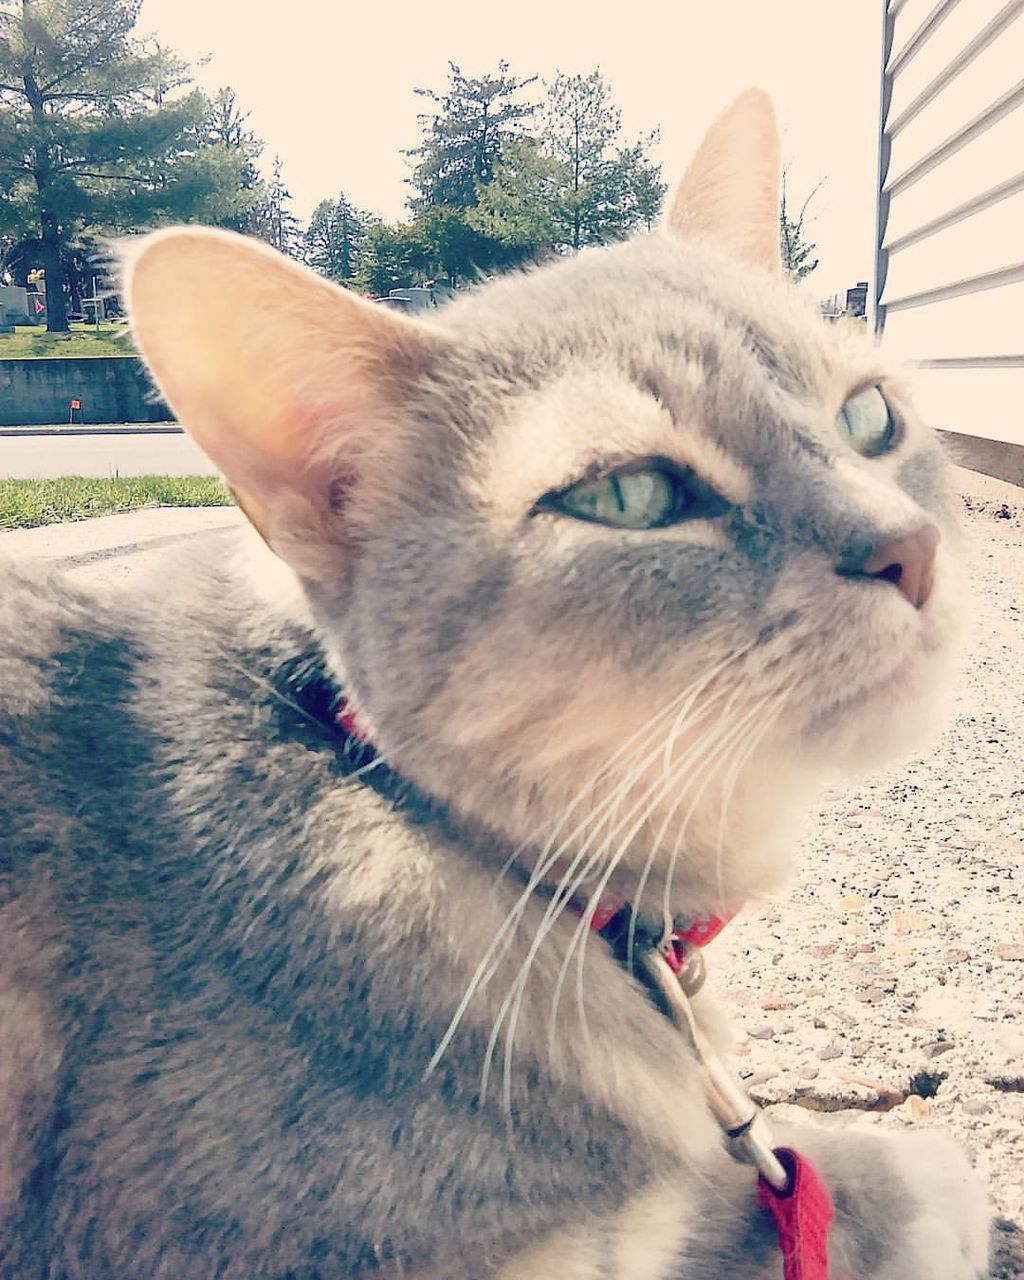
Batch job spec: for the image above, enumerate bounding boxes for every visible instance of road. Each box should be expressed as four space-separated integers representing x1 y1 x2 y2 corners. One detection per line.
0 429 218 479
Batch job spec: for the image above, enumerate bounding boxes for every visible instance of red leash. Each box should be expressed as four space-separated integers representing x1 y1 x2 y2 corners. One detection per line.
757 1149 834 1280
334 697 834 1279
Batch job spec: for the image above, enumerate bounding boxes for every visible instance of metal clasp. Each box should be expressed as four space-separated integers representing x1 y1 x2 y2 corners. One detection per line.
636 943 790 1194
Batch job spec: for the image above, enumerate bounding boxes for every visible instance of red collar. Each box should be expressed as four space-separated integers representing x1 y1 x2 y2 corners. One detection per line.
338 695 734 962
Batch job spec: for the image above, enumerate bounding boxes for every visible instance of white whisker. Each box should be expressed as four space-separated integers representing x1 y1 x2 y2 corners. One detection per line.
425 651 755 1081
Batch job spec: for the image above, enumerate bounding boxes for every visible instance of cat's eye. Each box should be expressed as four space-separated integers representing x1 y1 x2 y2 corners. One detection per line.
837 386 898 458
534 460 728 530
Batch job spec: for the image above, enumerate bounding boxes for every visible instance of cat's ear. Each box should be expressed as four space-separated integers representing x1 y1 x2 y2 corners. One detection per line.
663 88 781 274
123 227 441 575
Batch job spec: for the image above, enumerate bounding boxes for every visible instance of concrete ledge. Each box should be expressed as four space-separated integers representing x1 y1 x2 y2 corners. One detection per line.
940 430 1024 489
0 356 173 426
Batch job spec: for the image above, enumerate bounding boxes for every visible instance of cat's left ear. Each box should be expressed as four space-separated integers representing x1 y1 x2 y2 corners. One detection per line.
662 88 781 274
124 227 443 577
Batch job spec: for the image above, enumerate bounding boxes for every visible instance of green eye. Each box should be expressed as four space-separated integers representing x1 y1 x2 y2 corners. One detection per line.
838 386 897 457
535 461 728 530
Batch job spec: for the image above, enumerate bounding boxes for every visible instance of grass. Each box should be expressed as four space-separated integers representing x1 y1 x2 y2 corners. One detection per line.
0 321 137 359
0 475 233 530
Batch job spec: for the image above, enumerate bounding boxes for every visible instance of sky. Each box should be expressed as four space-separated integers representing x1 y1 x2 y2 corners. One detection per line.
135 0 883 302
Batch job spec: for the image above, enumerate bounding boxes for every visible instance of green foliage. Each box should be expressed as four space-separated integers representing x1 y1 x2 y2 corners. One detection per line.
303 191 368 282
385 62 667 281
0 0 271 328
204 84 272 237
353 220 421 296
247 154 301 257
0 474 232 528
407 60 538 210
541 69 665 251
467 137 564 263
779 169 821 282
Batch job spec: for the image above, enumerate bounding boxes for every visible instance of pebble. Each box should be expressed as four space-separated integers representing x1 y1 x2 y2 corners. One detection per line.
924 1040 956 1058
747 1025 774 1041
963 1099 992 1116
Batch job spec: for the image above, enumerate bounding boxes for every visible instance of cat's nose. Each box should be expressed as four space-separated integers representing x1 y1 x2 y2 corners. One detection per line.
842 523 941 609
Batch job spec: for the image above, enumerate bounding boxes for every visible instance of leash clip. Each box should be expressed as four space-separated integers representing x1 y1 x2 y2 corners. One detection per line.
636 941 790 1194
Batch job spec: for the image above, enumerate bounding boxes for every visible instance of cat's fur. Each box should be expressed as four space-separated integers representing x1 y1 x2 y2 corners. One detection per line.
0 91 990 1277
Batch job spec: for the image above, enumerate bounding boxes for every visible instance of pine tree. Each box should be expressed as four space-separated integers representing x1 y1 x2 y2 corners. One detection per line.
249 154 301 257
779 169 822 282
542 70 664 251
204 85 268 237
407 60 538 210
303 191 368 283
467 137 564 265
0 0 256 329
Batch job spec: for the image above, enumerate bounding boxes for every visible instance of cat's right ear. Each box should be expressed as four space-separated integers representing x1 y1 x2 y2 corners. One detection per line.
663 88 781 274
123 227 443 577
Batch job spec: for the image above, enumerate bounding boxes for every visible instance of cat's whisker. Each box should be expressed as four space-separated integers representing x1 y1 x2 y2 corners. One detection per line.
516 683 754 1073
480 690 740 1103
487 684 742 1082
710 679 798 917
658 694 777 928
436 690 695 1085
565 691 778 1053
503 706 726 1086
429 654 756 1080
661 683 793 927
477 649 761 1099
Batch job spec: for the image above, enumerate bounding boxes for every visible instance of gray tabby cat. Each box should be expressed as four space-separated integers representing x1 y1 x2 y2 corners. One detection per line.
0 90 991 1278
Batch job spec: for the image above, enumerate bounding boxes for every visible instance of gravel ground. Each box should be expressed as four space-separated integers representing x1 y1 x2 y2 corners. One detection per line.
710 469 1024 1277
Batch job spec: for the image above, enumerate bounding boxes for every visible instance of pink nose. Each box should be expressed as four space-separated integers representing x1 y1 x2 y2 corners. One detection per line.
859 523 940 609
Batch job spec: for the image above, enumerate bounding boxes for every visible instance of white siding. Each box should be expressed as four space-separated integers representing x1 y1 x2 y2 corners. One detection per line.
876 0 1024 444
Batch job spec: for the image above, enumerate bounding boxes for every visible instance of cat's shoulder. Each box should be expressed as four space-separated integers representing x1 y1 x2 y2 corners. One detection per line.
0 553 115 716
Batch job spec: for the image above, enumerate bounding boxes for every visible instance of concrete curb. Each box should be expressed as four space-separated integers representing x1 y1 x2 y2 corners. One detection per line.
0 424 182 437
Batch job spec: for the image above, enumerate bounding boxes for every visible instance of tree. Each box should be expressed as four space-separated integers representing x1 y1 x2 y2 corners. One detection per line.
614 138 666 234
353 219 422 296
0 0 256 330
541 70 664 251
248 153 301 257
779 168 822 283
407 60 538 210
303 190 368 283
467 137 564 266
202 85 269 237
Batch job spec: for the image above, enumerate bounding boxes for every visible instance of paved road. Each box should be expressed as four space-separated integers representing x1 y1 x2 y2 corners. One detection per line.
0 429 218 478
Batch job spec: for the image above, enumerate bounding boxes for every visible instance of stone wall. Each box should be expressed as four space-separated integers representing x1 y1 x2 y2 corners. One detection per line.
0 357 173 426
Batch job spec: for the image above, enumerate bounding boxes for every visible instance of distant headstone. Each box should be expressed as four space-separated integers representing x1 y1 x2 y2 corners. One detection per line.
0 285 31 324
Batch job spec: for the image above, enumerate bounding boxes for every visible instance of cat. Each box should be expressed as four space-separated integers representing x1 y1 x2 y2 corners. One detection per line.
0 89 992 1279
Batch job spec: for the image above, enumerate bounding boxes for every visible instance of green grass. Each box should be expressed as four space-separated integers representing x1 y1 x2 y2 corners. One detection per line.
0 475 233 530
0 321 137 359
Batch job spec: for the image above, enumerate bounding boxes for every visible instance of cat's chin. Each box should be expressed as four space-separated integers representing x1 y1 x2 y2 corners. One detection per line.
805 634 959 780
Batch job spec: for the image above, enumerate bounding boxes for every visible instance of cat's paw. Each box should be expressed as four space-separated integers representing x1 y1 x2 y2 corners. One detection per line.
785 1126 990 1280
865 1131 990 1280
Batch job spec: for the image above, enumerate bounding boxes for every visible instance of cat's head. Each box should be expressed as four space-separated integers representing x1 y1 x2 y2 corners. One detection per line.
125 90 963 910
